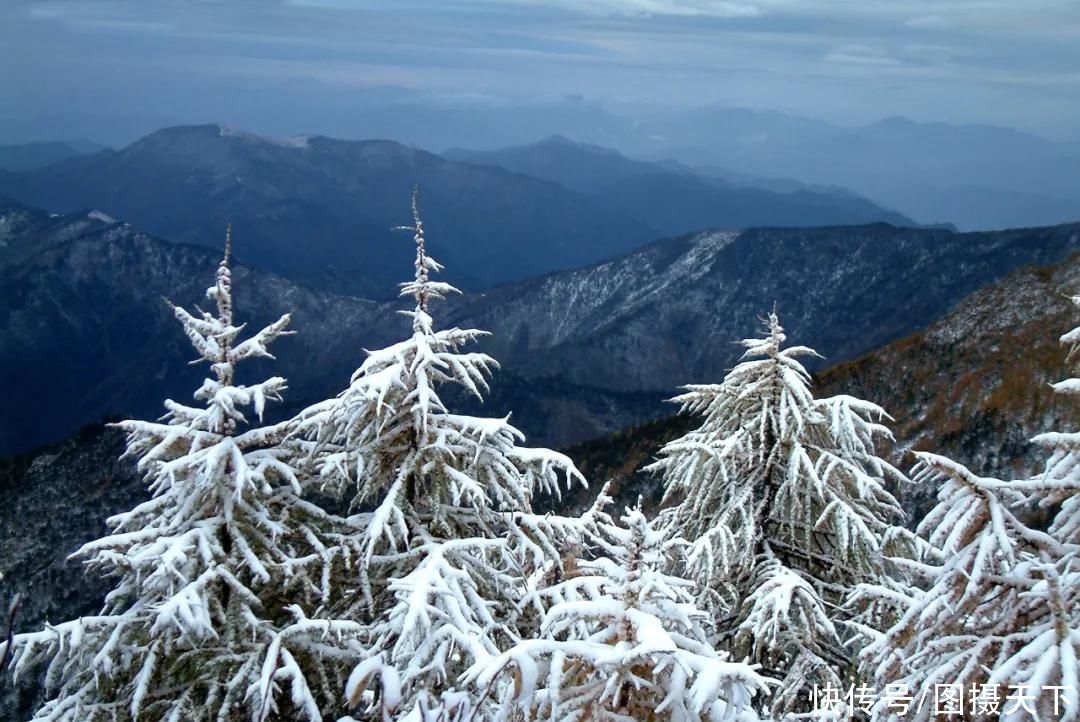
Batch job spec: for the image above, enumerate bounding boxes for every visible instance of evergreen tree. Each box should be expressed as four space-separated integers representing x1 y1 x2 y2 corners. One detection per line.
469 488 770 722
646 312 911 716
293 191 590 721
1033 293 1080 545
5 229 365 721
855 295 1080 722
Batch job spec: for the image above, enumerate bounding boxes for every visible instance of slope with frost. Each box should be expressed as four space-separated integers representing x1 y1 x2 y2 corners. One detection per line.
3 196 1079 455
450 222 1080 392
562 252 1080 522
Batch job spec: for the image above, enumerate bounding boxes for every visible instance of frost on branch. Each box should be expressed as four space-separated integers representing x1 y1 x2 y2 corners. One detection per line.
855 453 1079 722
1032 293 1080 544
647 312 913 717
7 228 365 721
290 190 590 719
856 296 1080 722
468 503 770 722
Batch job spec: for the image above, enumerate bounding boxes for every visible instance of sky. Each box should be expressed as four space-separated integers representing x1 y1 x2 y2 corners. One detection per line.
2 0 1079 145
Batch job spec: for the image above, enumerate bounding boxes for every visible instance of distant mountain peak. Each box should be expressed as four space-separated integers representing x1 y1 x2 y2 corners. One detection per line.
0 140 105 172
130 123 312 151
446 135 917 230
532 134 622 157
873 115 918 128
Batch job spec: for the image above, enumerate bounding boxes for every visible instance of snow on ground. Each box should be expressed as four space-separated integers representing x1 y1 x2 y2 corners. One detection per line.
87 210 116 224
218 124 310 148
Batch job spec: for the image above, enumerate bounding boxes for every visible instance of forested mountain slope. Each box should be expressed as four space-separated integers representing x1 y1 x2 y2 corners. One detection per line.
0 198 664 454
2 196 1079 455
559 252 1080 521
450 222 1080 391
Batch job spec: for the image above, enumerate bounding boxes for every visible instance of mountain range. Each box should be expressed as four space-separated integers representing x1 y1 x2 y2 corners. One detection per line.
13 99 1079 230
446 135 914 236
2 196 1078 457
0 124 916 299
626 109 1080 230
0 140 105 173
558 250 1080 521
441 221 1080 392
0 125 656 298
434 105 1080 231
0 196 669 456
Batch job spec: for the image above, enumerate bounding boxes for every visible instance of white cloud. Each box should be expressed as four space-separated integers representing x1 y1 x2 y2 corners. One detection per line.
824 44 902 66
6 0 1080 139
27 5 61 20
904 14 951 29
486 0 762 18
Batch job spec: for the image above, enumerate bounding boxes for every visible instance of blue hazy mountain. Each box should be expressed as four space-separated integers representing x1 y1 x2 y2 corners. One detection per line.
0 125 658 297
0 140 106 172
445 135 915 235
636 109 1080 231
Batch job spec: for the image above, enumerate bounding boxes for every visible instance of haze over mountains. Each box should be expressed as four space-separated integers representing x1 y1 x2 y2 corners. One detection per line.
0 124 924 298
0 125 657 298
6 101 1080 237
49 98 1072 231
0 140 106 173
628 108 1080 231
388 104 1080 231
447 135 914 235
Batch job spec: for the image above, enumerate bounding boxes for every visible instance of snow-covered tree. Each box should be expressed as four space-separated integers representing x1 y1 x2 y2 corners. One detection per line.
853 453 1077 722
1 589 17 676
646 312 912 716
4 229 366 721
1033 293 1080 545
292 191 590 720
469 489 770 722
854 295 1080 722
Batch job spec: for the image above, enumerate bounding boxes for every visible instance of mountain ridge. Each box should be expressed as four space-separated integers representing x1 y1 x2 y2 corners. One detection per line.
3 197 1079 456
0 140 106 172
0 196 669 455
443 221 1080 391
0 124 659 298
559 250 1080 516
445 135 916 234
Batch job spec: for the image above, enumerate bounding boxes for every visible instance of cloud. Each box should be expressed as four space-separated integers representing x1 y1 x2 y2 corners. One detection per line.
515 0 763 17
4 0 1080 141
904 14 950 29
824 44 902 67
26 5 60 20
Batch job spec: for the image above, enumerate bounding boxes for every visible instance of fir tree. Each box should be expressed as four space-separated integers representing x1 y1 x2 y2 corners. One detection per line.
854 295 1080 722
1033 293 1080 546
292 191 590 720
470 489 770 722
646 312 912 716
5 228 365 721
